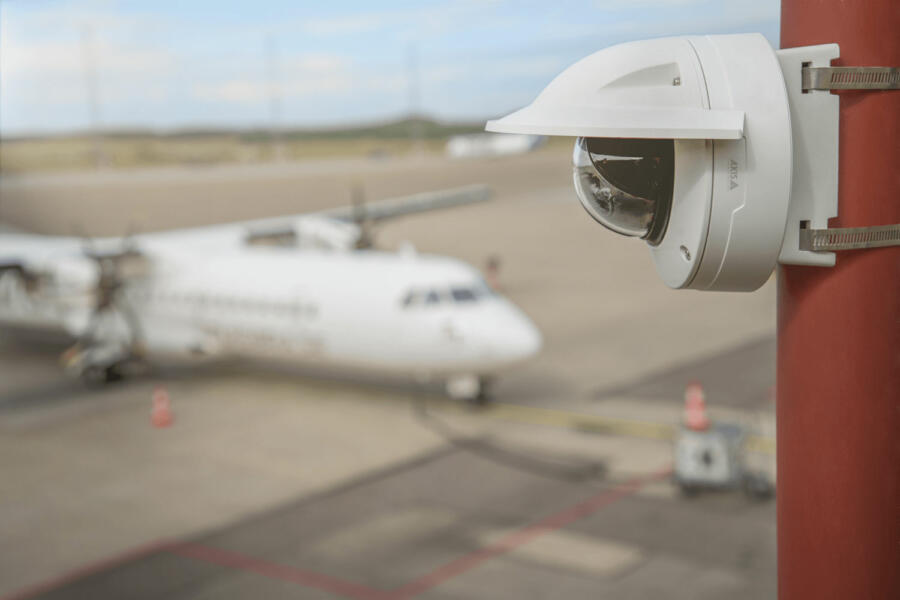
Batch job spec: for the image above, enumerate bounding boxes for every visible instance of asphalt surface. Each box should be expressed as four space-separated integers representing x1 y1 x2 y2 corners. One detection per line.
9 445 774 600
0 333 776 600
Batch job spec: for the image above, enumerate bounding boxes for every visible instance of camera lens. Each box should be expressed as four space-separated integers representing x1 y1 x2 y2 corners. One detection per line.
572 137 674 245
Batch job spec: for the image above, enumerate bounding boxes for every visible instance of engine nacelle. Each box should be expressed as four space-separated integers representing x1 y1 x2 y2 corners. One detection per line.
246 217 360 251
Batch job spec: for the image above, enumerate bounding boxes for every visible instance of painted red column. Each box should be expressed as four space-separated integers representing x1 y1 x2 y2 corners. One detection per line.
778 1 900 598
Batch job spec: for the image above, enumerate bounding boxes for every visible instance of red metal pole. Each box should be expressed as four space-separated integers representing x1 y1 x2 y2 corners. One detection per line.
778 1 900 598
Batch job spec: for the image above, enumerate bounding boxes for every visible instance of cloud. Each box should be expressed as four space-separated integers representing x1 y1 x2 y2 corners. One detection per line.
0 1 176 132
286 53 348 73
426 54 566 87
0 0 782 134
191 53 407 106
593 0 711 7
26 0 164 31
193 75 354 105
592 0 780 28
289 1 509 41
192 53 351 104
1 38 172 78
299 14 389 37
0 26 175 108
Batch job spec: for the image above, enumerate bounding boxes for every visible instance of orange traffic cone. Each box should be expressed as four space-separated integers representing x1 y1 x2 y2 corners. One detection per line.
683 381 710 431
151 385 174 428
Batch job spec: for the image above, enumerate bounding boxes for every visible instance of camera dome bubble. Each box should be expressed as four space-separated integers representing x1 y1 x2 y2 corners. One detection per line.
572 137 674 245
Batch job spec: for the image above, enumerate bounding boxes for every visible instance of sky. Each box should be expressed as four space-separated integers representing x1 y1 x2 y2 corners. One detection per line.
0 0 781 136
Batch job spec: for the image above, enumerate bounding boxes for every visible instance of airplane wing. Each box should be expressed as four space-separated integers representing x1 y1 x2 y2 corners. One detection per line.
136 184 492 251
0 183 492 262
321 184 491 223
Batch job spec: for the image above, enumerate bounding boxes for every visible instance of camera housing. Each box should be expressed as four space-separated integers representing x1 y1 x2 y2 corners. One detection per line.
486 33 839 291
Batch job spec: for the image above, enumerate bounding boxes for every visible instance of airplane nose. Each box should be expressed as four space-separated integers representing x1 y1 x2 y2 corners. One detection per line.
513 317 543 359
491 310 542 363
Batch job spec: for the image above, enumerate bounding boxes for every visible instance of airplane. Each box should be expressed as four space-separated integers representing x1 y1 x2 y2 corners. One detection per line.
0 185 542 402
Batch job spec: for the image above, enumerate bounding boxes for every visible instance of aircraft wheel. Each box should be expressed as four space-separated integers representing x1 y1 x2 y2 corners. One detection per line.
104 364 124 383
446 374 478 401
80 365 108 386
81 364 123 385
675 478 701 498
468 377 494 406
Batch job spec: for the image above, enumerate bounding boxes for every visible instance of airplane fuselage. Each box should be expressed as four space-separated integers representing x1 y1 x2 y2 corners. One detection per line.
0 233 542 388
129 247 541 375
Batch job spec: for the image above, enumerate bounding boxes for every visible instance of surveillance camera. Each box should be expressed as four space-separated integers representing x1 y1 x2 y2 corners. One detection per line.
487 33 844 291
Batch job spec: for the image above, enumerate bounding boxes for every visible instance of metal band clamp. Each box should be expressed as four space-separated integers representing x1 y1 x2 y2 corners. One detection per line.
799 224 900 252
802 66 900 91
797 64 899 253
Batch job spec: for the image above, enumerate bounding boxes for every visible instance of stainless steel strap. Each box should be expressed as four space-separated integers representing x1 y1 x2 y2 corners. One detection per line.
799 224 900 252
802 66 900 91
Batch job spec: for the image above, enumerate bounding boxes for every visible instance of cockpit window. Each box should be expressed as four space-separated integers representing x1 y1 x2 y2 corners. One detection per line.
451 288 477 302
401 281 497 309
473 278 497 297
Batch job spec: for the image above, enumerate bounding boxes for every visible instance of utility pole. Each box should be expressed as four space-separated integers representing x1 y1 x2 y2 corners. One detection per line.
80 25 105 168
407 43 424 157
265 35 285 161
777 1 899 598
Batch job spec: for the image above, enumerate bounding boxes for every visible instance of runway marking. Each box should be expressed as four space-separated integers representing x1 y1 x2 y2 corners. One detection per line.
171 467 670 600
169 543 392 600
2 466 668 600
439 400 776 455
472 528 643 578
0 539 175 600
388 466 671 599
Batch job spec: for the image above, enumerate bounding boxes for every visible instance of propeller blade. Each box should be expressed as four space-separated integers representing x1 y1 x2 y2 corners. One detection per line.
61 234 149 371
112 286 145 355
351 183 376 249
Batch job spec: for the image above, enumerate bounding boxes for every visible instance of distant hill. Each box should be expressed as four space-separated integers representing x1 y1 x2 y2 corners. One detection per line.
1 117 487 143
0 116 498 173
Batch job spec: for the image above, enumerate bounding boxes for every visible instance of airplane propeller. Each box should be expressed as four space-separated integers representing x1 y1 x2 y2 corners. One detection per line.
61 236 149 380
350 183 376 249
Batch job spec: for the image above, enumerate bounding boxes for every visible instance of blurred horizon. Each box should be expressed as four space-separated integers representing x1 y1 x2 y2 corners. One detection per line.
1 0 780 138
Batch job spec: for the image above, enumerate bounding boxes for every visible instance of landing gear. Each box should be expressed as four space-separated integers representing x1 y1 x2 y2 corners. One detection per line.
470 378 493 406
79 363 124 385
103 363 125 383
62 343 131 385
445 375 493 405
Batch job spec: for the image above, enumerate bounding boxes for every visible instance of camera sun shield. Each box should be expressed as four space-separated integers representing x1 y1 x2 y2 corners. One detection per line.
487 33 794 291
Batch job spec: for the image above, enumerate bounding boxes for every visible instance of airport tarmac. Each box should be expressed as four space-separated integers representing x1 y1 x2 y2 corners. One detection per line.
0 149 777 598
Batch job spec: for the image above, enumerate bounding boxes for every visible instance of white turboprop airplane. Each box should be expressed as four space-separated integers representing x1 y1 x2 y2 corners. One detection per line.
0 185 541 401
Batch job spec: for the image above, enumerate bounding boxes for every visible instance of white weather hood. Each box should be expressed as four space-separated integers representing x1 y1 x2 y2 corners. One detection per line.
486 37 745 140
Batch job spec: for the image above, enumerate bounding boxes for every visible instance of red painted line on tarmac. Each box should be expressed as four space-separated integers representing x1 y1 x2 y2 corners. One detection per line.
1 467 670 600
173 467 670 600
0 538 175 600
168 542 392 600
388 467 671 600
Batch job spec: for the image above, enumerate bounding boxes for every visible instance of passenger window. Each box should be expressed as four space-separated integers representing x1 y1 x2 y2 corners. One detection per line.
425 290 441 305
402 291 420 307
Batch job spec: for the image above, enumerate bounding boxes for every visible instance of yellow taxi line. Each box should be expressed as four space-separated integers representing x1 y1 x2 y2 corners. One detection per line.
433 399 776 455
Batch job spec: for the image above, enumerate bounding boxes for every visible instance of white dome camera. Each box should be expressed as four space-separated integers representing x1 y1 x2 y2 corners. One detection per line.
487 33 847 291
